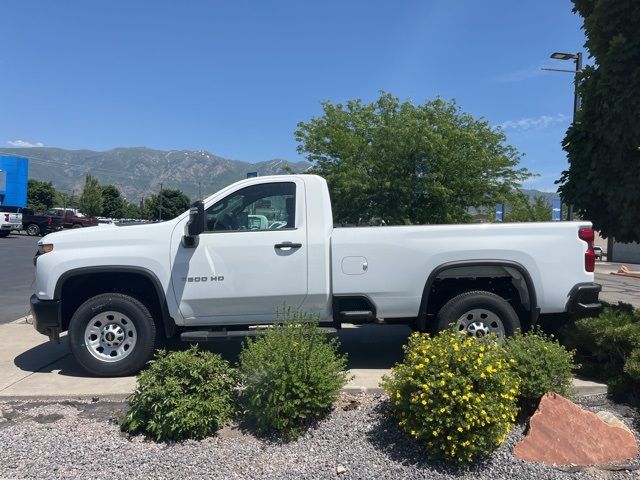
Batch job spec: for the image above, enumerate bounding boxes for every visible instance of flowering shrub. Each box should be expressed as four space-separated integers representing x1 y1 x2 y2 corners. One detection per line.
382 332 520 463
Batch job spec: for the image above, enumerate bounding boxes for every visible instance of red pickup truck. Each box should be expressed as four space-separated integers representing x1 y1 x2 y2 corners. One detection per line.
47 208 98 229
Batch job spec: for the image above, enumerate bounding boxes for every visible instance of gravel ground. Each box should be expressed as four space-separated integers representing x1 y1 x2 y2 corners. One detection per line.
0 394 638 480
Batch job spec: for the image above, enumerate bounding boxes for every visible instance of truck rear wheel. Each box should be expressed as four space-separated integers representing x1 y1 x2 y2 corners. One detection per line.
0 230 9 238
68 293 157 377
436 290 520 339
26 223 40 236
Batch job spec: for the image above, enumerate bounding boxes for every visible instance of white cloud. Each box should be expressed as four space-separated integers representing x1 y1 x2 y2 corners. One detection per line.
498 113 570 131
7 140 44 148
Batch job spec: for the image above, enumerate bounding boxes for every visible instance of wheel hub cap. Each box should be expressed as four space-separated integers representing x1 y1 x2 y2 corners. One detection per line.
455 308 505 339
84 311 137 362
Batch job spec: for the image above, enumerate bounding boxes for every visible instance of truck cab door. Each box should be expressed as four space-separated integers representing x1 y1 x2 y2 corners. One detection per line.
170 179 308 324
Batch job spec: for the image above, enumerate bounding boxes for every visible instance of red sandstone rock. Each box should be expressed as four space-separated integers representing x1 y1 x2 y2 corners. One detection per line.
514 393 638 466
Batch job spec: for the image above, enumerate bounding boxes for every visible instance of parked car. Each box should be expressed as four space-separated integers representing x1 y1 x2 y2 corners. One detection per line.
593 246 604 261
21 208 64 236
30 175 601 376
96 217 117 227
47 208 98 229
0 205 23 238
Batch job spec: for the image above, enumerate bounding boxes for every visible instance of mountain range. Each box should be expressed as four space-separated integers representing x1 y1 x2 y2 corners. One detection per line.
0 147 309 202
0 146 558 203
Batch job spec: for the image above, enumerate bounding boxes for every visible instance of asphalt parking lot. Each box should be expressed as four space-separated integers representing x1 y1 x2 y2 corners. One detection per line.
0 233 38 324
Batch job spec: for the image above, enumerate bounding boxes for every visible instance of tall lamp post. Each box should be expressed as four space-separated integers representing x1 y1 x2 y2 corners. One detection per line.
543 51 583 220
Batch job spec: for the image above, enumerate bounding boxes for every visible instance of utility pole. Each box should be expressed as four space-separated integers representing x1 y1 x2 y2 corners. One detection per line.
158 183 163 221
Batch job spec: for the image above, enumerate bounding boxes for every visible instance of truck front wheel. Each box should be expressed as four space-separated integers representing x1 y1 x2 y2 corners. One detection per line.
436 290 520 339
68 293 157 377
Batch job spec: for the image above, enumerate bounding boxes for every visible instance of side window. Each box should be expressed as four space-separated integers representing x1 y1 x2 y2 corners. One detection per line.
204 182 296 232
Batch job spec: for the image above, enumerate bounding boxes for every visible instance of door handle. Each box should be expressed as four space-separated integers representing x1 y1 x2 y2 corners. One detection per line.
274 242 302 250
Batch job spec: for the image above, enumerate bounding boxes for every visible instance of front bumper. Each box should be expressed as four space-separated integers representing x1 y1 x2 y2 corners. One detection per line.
30 294 62 341
566 282 602 318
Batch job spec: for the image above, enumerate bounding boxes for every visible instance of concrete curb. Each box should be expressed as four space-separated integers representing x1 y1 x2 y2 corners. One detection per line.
0 381 607 402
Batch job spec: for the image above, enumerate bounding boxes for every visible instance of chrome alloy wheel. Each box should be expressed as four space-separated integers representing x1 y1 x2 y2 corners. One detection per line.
455 308 505 339
84 311 137 362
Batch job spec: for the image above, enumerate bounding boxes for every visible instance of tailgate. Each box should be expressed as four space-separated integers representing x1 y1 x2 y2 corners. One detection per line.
2 212 22 225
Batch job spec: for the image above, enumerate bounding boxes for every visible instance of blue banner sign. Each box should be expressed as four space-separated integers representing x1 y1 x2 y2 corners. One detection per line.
552 199 561 221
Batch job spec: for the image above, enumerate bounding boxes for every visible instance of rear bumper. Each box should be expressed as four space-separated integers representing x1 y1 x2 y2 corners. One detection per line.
566 282 602 318
30 294 62 341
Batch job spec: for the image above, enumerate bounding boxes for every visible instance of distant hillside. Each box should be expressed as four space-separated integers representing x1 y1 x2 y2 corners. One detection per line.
0 147 309 201
0 146 559 207
520 188 560 203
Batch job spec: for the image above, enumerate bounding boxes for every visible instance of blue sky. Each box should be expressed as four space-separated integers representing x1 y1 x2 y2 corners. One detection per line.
0 1 586 190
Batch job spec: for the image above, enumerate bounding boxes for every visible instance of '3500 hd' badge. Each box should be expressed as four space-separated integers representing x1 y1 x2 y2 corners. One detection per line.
181 276 224 282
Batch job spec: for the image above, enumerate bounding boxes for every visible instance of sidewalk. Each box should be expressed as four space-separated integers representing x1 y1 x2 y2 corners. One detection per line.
0 318 607 400
0 319 411 399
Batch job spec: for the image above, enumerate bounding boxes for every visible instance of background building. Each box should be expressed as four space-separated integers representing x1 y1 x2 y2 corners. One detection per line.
0 155 29 207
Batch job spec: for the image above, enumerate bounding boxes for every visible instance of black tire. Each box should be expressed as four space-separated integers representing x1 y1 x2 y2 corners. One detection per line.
72 223 83 228
0 230 9 238
26 223 40 236
68 293 158 377
436 290 521 338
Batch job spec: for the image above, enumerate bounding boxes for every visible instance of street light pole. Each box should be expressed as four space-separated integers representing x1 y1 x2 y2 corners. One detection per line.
544 51 584 221
572 52 583 120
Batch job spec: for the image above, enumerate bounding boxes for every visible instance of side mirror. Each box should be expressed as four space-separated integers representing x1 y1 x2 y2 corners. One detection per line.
183 200 205 248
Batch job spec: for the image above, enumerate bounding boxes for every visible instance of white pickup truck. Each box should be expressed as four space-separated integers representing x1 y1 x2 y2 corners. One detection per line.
31 174 601 376
0 205 23 238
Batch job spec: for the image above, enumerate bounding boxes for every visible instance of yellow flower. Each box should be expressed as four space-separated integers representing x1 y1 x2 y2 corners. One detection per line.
457 427 464 432
432 430 439 437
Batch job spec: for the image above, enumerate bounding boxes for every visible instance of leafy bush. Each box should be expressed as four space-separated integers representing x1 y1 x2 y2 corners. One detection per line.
561 303 640 400
121 346 237 441
505 330 576 412
382 332 519 464
238 310 348 438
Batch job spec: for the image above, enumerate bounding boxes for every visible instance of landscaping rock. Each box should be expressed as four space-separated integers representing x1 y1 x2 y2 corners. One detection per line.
514 393 638 466
597 411 634 436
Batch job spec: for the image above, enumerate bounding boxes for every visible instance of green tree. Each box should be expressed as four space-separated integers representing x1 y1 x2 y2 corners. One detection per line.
295 93 530 225
101 185 125 219
144 188 190 221
78 174 103 216
505 193 552 222
122 201 143 219
26 179 56 212
558 0 640 242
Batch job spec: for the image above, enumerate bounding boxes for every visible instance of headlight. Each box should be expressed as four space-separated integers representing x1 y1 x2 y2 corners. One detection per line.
37 243 54 254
